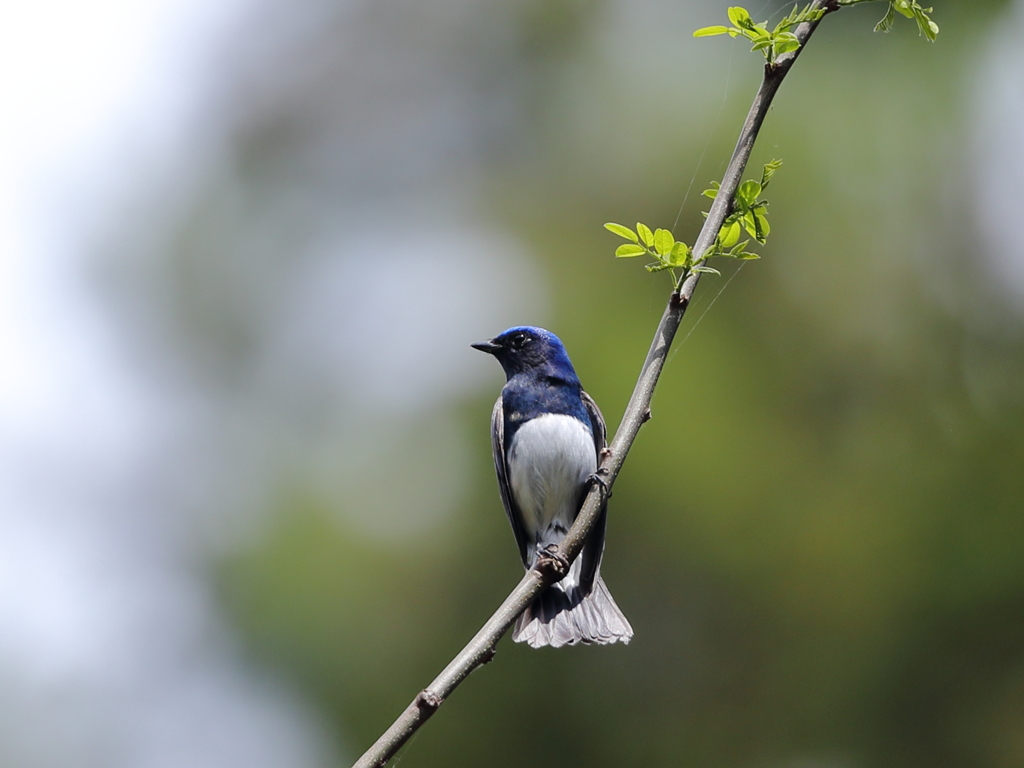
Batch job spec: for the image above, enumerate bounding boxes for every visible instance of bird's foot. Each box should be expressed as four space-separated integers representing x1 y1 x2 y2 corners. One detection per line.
535 545 570 580
587 468 612 499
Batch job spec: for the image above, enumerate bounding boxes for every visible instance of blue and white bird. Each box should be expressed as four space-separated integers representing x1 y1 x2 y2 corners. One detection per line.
473 326 632 648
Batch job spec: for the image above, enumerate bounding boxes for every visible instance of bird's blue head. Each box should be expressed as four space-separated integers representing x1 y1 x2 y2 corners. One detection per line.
472 326 580 383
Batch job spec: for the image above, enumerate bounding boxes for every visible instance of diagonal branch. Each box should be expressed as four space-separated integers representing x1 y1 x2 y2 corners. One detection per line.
352 5 835 767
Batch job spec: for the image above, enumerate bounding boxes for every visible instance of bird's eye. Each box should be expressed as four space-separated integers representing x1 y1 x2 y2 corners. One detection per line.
510 332 530 349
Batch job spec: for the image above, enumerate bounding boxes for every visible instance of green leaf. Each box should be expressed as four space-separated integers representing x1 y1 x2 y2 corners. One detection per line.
693 25 730 37
774 3 799 32
773 2 825 41
727 6 752 27
738 252 761 260
916 8 938 41
736 180 762 209
761 159 783 187
692 265 722 276
615 244 647 258
870 0 938 40
773 32 801 55
637 222 655 247
719 221 742 248
653 228 675 257
604 222 639 242
754 211 770 242
728 239 752 257
875 2 896 32
741 211 757 237
669 241 690 268
894 0 914 18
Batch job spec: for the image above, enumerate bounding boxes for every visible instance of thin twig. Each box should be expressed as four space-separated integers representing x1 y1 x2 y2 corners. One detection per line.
352 5 834 767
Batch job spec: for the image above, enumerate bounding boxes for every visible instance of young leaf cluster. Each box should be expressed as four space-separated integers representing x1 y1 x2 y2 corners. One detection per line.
838 0 938 41
605 223 697 288
701 159 782 261
693 5 825 64
605 161 782 286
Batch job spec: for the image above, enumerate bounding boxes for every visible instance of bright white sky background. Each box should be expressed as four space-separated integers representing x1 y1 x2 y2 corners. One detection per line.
0 2 339 766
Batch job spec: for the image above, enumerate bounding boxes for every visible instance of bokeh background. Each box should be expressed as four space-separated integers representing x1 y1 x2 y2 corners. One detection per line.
2 0 1023 766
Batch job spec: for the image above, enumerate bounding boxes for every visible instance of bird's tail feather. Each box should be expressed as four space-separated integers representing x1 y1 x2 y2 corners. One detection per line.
513 576 632 648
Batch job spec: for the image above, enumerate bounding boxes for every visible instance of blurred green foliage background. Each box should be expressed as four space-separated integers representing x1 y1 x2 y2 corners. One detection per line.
151 1 1024 765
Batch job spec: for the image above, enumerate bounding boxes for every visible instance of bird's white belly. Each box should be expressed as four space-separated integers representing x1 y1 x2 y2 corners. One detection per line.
507 414 596 547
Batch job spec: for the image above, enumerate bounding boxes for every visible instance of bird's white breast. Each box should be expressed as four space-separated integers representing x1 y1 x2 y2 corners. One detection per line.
507 414 596 545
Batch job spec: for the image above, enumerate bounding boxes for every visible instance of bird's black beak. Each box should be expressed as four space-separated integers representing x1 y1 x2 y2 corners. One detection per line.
471 339 501 354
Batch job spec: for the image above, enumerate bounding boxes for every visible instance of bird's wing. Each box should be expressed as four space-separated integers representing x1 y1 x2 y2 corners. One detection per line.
579 390 609 591
491 395 530 566
581 390 607 455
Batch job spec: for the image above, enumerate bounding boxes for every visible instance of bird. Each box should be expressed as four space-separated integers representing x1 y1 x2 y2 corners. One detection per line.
472 326 632 648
